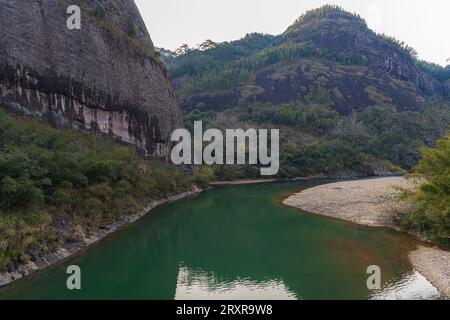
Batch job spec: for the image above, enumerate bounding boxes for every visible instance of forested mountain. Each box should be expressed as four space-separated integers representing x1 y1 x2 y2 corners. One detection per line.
161 5 450 179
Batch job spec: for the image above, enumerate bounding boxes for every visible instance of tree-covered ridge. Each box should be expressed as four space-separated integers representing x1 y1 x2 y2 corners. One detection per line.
285 5 366 34
378 33 419 58
173 41 365 99
0 110 193 271
403 133 450 249
162 33 278 79
416 61 450 83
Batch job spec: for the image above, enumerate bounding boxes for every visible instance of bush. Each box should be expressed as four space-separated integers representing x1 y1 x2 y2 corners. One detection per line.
194 166 215 188
404 133 450 248
126 17 138 38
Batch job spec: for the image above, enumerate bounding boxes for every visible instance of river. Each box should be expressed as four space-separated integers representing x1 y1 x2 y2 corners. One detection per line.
0 181 441 300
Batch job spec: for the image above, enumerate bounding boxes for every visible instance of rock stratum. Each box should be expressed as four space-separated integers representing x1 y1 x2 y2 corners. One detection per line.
0 0 182 157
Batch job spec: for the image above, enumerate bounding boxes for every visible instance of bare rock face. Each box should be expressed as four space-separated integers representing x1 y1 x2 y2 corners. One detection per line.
0 0 182 157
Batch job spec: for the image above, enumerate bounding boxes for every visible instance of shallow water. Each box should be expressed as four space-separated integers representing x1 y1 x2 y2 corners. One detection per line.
0 181 440 300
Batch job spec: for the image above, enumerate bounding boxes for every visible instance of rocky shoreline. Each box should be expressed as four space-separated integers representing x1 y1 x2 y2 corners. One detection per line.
283 177 449 298
0 187 203 288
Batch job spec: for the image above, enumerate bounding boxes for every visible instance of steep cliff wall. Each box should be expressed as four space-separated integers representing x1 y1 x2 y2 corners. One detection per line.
0 0 182 157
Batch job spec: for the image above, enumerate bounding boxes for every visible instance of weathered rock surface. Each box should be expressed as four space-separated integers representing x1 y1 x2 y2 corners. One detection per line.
0 0 182 157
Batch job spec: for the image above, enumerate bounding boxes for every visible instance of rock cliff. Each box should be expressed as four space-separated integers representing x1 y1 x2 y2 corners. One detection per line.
0 0 182 157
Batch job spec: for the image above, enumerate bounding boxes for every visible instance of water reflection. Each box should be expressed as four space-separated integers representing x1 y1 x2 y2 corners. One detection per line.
175 265 297 300
370 271 440 300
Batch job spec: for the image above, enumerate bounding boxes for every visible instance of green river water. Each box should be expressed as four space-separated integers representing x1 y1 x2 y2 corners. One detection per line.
0 181 441 300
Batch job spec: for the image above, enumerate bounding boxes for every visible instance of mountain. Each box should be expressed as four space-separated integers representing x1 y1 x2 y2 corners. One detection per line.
162 5 450 178
0 0 182 158
164 6 448 114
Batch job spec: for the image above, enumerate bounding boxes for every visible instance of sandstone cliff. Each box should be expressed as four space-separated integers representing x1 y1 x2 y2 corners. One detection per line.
0 0 182 157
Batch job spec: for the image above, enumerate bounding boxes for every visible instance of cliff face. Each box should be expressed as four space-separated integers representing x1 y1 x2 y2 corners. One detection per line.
0 0 182 157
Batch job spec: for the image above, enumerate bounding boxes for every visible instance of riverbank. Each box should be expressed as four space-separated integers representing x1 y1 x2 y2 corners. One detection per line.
282 177 449 298
209 179 278 186
0 187 203 288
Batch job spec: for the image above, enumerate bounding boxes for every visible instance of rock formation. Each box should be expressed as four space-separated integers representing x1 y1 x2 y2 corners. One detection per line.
0 0 182 157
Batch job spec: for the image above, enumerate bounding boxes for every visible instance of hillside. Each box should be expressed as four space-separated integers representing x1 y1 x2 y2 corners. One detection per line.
162 5 450 179
0 0 182 158
164 6 448 113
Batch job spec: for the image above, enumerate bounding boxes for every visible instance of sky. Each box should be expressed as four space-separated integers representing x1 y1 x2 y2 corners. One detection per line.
135 0 450 66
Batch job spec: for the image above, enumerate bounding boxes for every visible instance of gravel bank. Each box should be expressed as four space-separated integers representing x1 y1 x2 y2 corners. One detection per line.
283 177 412 227
409 247 450 297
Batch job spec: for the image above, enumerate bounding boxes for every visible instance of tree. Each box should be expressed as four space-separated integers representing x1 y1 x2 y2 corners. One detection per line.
175 44 193 56
406 132 450 249
198 39 218 51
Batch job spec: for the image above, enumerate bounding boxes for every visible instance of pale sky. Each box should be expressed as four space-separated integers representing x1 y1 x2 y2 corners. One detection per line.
135 0 450 66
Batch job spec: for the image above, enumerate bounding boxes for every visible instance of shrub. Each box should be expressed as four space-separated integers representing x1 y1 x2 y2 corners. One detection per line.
194 166 215 188
404 133 450 248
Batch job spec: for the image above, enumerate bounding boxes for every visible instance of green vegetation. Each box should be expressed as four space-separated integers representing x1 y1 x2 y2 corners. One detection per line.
378 33 418 58
242 102 449 171
285 5 366 34
401 133 450 249
193 167 215 189
93 5 106 19
163 33 277 78
174 42 364 98
183 101 450 180
164 5 449 100
0 110 193 271
416 61 450 84
126 16 139 38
